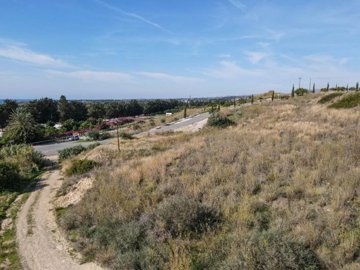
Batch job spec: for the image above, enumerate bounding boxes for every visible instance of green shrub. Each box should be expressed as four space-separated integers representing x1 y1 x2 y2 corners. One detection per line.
120 132 134 140
207 113 236 128
329 92 360 108
0 144 45 176
239 233 325 270
58 145 86 162
86 143 101 150
318 93 343 104
0 162 21 191
65 159 97 176
155 196 221 238
87 131 111 141
295 88 309 96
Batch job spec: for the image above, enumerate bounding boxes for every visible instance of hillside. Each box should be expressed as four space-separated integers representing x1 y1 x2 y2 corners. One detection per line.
56 93 360 270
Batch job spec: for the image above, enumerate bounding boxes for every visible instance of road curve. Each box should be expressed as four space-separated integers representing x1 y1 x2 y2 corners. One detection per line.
16 169 105 270
140 112 210 136
35 112 210 156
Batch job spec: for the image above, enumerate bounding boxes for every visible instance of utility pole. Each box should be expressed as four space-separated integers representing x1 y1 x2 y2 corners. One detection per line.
298 77 302 89
116 123 120 152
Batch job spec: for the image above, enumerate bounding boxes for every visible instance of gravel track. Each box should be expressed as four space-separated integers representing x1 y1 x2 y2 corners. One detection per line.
16 170 105 270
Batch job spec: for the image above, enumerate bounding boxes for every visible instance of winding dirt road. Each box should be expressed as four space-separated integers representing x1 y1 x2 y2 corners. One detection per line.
16 169 104 270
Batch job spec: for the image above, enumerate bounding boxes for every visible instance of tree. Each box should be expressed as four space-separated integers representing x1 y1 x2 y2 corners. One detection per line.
346 84 349 91
125 100 143 116
291 85 295 98
87 103 106 119
295 88 309 96
327 82 330 92
58 95 71 122
251 95 254 104
26 98 59 124
5 108 41 143
313 83 316 93
70 101 88 121
0 99 18 129
271 91 275 101
356 82 359 91
184 105 187 118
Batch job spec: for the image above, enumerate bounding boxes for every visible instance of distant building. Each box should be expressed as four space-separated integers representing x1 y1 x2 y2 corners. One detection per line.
54 123 62 129
166 113 173 116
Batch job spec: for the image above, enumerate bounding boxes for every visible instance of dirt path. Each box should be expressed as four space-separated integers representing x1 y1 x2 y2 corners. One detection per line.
16 169 105 270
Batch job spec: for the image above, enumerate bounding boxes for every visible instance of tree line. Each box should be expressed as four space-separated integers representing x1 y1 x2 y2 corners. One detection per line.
0 96 189 144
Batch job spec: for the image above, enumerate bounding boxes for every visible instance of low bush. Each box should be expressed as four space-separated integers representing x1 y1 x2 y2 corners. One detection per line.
87 131 111 141
0 162 21 191
295 88 309 96
329 92 360 108
58 145 86 162
0 144 45 177
155 196 221 238
120 132 134 140
207 113 235 128
65 159 97 176
318 93 343 104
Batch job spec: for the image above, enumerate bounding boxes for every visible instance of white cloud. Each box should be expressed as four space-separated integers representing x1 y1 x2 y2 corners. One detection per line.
95 0 169 32
228 0 246 11
48 70 133 82
204 60 259 79
137 72 201 83
0 44 70 68
244 51 268 64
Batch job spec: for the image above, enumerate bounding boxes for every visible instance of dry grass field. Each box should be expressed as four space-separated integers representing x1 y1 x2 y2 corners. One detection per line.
57 93 360 270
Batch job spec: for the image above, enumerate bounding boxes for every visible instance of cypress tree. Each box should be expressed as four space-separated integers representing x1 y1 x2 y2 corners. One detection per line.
327 83 330 92
356 82 359 91
184 105 187 118
251 95 254 104
271 91 275 101
313 83 315 93
291 84 295 98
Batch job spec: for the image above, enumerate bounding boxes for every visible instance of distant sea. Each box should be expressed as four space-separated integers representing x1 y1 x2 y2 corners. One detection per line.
0 99 32 104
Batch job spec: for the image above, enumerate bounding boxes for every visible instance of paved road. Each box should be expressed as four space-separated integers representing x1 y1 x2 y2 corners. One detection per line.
34 138 114 156
141 112 210 136
34 112 210 156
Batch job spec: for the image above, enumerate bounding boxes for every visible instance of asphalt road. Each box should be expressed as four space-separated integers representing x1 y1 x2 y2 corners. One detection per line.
33 138 114 156
143 112 210 135
34 112 210 156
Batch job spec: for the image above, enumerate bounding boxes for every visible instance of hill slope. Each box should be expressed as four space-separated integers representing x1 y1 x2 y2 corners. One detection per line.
57 95 360 270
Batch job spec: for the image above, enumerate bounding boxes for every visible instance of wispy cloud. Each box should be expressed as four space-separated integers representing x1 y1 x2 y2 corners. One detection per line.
49 70 133 82
204 60 260 79
228 0 246 11
137 72 201 83
244 51 268 64
94 0 169 32
0 42 71 68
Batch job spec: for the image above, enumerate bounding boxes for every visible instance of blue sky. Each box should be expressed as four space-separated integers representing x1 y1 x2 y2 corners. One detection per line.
1 0 360 99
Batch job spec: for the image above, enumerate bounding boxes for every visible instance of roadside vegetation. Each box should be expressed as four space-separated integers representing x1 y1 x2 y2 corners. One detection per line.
318 92 343 104
0 144 46 269
65 159 98 177
329 92 360 108
58 143 100 162
57 95 360 270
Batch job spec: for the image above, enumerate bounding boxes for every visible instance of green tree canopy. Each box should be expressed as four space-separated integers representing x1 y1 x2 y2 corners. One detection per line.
5 108 41 143
26 97 59 124
0 99 18 129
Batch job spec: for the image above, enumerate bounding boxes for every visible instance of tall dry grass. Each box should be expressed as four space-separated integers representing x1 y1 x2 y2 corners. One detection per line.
58 96 360 270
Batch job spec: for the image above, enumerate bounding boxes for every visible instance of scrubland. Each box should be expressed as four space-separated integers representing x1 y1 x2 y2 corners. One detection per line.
58 93 360 270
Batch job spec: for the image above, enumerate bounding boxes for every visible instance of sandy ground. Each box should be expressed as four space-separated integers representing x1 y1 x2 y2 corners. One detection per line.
16 170 105 270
